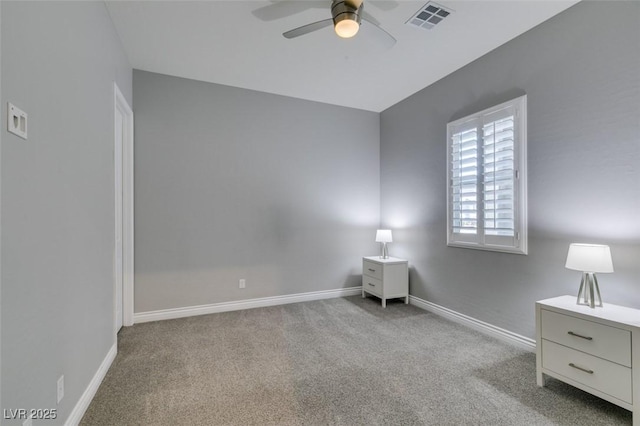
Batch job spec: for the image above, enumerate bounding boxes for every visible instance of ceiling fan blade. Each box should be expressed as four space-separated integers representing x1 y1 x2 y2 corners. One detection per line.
361 18 396 48
252 1 325 22
361 10 381 27
283 19 334 39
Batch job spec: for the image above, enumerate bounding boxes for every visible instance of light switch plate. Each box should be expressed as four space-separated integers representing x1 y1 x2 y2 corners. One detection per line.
8 102 28 139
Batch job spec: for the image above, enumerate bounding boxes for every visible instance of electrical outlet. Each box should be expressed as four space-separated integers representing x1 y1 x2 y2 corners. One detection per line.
57 375 64 404
7 102 28 139
239 279 246 289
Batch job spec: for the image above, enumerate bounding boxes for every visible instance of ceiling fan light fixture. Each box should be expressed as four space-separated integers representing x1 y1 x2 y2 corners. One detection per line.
332 0 362 38
334 17 360 38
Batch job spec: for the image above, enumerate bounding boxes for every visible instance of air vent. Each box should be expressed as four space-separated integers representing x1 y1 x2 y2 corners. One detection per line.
406 2 453 30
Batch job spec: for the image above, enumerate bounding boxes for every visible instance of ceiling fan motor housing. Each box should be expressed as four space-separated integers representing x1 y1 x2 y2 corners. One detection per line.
331 0 363 27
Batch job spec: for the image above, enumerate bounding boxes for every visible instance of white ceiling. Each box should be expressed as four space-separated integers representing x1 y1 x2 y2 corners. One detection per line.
106 0 579 112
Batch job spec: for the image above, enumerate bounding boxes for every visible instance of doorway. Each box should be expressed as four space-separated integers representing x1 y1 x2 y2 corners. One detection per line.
114 83 134 334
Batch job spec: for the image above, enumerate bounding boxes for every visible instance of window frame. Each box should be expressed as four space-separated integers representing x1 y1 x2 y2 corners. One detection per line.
446 95 528 255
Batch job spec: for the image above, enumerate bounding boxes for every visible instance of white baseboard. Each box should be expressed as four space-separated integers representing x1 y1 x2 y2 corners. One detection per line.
65 343 117 426
409 295 536 352
134 286 362 324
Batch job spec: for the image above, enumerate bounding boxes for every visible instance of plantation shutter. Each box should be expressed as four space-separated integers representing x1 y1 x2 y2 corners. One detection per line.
449 119 480 244
447 95 527 254
482 106 517 248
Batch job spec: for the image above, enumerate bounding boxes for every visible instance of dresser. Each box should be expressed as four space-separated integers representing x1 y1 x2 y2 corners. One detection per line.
362 256 408 308
536 295 640 425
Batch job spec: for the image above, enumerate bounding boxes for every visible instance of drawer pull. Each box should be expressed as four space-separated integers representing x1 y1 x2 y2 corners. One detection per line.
568 363 594 374
567 331 593 340
368 282 375 286
368 268 376 272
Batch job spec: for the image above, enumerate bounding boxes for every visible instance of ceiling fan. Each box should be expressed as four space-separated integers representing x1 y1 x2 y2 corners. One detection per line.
254 0 396 48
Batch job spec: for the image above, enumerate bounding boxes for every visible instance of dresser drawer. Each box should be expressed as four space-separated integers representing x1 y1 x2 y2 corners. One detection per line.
363 260 383 280
362 276 382 297
542 339 632 404
541 309 631 367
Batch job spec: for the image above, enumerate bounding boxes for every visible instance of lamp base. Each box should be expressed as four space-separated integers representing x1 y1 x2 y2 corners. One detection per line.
379 242 389 259
576 272 603 309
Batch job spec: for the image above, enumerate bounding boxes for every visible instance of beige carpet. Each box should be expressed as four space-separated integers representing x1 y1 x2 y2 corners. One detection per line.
81 296 631 425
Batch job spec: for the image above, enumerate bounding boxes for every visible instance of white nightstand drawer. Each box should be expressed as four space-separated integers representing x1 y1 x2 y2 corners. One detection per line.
542 339 632 404
362 276 382 297
541 309 631 367
363 259 383 281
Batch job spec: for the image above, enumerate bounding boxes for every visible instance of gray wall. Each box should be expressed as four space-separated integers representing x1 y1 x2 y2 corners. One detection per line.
380 1 640 339
133 70 379 313
1 2 131 423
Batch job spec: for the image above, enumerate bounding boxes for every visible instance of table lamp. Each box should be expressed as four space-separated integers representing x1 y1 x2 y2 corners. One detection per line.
565 243 614 308
376 229 392 259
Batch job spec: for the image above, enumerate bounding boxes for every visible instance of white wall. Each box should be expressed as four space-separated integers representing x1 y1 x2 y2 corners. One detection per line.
1 2 131 423
380 1 640 339
133 70 380 313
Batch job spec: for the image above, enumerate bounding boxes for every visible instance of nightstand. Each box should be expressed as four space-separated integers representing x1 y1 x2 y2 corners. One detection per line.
362 256 408 308
536 295 640 425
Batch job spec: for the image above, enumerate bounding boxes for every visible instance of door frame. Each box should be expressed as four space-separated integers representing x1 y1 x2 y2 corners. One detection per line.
114 82 134 332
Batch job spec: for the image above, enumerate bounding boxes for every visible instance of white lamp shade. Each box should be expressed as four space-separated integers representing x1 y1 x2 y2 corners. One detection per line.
565 243 614 273
375 229 393 243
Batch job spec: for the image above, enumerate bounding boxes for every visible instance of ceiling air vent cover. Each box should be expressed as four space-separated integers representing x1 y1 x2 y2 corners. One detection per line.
406 2 453 30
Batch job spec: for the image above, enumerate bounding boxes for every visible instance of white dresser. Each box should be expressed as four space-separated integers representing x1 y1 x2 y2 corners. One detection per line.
536 295 640 425
362 256 408 308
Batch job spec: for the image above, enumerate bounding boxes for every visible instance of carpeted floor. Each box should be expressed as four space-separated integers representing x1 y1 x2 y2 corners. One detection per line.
81 296 631 425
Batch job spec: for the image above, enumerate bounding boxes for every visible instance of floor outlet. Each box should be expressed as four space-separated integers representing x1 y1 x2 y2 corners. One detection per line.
239 279 246 289
57 375 64 404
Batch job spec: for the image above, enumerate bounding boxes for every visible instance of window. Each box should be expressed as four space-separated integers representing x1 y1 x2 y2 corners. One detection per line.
447 95 527 254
